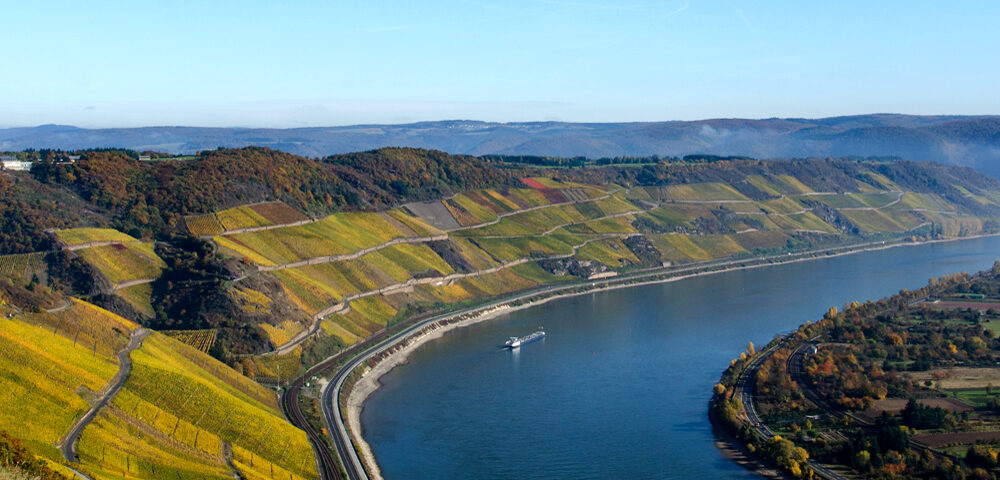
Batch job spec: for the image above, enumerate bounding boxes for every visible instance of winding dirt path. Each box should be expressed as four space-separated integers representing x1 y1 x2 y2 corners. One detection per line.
112 278 156 291
57 328 150 463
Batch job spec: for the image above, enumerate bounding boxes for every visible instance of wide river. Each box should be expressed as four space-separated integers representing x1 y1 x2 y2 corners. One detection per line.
362 237 1000 479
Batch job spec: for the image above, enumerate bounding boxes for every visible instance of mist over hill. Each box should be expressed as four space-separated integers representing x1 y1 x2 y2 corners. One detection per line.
3 114 1000 177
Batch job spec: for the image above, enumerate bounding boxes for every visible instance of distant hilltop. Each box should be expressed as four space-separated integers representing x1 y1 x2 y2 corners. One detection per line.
2 114 1000 177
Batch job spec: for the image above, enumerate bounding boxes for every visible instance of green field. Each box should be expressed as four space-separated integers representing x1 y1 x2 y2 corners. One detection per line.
184 213 225 237
75 242 166 285
216 205 273 231
575 238 640 267
0 252 47 282
661 182 750 201
0 316 121 460
217 212 418 266
55 228 138 246
116 282 155 317
647 234 712 261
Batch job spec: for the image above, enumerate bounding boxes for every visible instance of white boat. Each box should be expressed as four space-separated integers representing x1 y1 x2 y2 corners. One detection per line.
505 328 545 348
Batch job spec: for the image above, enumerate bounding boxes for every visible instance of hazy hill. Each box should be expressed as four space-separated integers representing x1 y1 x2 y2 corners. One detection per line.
4 114 1000 176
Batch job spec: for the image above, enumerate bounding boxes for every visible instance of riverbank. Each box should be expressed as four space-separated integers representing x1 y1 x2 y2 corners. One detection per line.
346 305 514 480
339 232 1000 479
709 399 790 480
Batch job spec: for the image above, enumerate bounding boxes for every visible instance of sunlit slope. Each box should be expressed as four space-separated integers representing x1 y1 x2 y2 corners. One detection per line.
53 228 167 317
0 299 137 461
54 228 138 247
214 211 442 267
77 332 316 480
0 295 313 480
185 201 311 237
73 242 165 285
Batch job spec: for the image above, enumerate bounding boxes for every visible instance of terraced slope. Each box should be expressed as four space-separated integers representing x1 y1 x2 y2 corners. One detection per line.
185 201 312 237
55 228 137 248
197 170 1000 382
53 228 168 318
73 242 165 287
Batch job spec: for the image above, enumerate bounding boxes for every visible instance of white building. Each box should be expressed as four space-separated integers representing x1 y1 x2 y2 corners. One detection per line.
0 157 32 171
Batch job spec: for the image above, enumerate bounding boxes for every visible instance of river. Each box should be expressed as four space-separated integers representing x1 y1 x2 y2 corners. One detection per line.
361 237 1000 479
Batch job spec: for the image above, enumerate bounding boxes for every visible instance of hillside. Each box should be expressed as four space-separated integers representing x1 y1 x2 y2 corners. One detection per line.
0 297 315 480
4 114 1000 177
5 147 1000 478
5 149 1000 361
197 158 1000 380
25 147 511 240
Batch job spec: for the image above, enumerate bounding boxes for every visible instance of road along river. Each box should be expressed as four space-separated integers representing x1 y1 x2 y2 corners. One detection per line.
359 236 1000 479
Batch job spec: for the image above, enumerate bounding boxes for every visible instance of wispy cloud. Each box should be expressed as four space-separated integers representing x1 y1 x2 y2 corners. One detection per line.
661 0 689 19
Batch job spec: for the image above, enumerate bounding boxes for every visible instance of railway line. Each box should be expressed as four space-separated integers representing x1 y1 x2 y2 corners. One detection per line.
733 336 849 480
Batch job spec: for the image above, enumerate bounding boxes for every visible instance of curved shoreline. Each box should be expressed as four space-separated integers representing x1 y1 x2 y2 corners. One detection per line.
340 232 1000 479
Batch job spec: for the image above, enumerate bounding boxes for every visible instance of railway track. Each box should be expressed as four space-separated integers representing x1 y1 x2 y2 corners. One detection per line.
731 336 849 480
281 361 343 480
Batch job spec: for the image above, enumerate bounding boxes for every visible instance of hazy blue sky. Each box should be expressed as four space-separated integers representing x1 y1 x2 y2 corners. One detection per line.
2 1 998 127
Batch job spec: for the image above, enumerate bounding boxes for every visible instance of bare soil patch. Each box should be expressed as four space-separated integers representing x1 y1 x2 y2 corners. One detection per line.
865 397 972 416
928 300 1000 311
250 201 309 224
403 201 461 230
913 431 1000 448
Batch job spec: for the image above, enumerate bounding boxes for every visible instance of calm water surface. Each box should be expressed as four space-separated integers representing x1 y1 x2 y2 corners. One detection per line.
362 237 1000 479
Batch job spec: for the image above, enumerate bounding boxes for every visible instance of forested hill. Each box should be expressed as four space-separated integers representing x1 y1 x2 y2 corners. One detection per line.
5 147 1000 255
16 147 511 244
4 114 1000 177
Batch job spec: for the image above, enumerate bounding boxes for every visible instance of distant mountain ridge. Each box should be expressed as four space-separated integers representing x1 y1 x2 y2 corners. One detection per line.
4 114 1000 176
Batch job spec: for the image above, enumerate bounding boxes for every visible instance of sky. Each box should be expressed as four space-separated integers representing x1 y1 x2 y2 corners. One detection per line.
1 0 999 128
